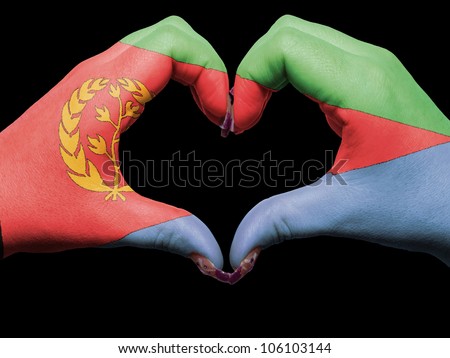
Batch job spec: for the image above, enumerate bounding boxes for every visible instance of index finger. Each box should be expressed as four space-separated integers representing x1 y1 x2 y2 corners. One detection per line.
85 16 229 126
233 15 378 132
233 15 447 135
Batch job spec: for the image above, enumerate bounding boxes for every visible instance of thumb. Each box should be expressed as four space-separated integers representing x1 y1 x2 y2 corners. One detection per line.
229 173 348 278
229 142 450 283
102 197 227 282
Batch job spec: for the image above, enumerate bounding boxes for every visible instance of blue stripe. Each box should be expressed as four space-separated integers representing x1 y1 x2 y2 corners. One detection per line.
230 142 450 268
104 215 224 269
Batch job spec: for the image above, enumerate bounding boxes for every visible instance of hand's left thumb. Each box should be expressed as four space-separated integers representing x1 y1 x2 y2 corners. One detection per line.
229 174 348 272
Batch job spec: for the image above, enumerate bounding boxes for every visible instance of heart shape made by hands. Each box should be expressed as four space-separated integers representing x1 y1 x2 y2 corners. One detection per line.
0 15 449 286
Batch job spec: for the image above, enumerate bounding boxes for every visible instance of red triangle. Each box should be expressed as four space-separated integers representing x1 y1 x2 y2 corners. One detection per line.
319 103 450 174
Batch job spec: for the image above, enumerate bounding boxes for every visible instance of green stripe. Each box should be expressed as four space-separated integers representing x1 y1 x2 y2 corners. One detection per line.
237 16 450 136
121 16 226 72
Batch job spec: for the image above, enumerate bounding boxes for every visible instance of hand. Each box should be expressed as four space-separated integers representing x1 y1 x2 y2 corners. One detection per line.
0 16 231 282
229 15 450 282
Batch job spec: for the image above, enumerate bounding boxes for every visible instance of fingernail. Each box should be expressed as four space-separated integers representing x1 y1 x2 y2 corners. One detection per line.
190 253 230 283
214 269 231 283
220 91 234 138
228 247 261 285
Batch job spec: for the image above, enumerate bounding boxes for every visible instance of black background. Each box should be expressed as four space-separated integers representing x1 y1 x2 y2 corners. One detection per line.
1 2 449 338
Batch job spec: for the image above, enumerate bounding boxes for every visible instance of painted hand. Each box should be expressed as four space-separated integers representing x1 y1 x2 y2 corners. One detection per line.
0 16 230 282
229 15 450 283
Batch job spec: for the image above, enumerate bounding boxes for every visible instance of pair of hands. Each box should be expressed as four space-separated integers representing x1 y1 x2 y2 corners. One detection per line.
0 15 449 284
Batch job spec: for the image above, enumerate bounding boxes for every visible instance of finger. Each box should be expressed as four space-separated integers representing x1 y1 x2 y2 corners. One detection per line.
233 15 449 136
118 15 229 126
229 143 450 282
265 15 379 57
233 15 359 132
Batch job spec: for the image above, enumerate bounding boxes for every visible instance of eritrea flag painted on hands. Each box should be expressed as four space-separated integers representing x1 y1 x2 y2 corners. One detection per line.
0 16 230 281
233 15 450 173
229 15 450 276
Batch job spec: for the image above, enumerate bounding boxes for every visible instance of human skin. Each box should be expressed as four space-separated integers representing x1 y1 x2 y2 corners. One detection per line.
228 15 450 283
1 15 448 285
0 16 231 282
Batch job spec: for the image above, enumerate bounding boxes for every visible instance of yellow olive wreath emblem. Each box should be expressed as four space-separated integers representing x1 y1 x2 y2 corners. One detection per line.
58 77 154 201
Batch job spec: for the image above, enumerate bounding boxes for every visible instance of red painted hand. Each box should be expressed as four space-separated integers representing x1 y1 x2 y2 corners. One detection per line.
0 16 230 281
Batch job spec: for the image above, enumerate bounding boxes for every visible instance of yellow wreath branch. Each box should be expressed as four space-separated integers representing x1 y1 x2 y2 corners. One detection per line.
59 77 152 201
